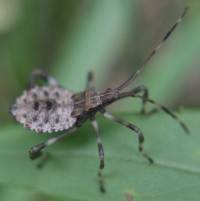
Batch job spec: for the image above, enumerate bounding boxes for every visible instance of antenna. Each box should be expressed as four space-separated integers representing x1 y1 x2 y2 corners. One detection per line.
116 7 188 92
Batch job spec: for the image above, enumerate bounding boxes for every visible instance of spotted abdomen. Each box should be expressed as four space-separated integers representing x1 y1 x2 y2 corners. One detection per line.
10 86 76 133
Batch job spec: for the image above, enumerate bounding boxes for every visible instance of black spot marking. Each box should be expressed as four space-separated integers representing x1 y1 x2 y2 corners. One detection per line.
44 116 49 124
23 114 27 118
44 91 49 97
38 123 43 127
55 92 59 99
34 102 39 110
46 101 52 110
32 93 37 99
55 117 59 124
33 116 37 122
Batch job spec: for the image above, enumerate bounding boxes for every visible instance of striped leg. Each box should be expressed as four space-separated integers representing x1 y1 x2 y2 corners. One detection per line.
119 92 189 134
129 85 149 114
29 126 78 167
129 86 158 115
102 111 154 163
90 118 105 192
28 69 59 89
87 71 95 90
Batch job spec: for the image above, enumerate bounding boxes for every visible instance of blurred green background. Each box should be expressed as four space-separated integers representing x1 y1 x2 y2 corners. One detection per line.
1 0 200 125
0 1 200 201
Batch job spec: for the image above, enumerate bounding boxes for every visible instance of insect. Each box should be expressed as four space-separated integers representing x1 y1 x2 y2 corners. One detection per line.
10 7 189 192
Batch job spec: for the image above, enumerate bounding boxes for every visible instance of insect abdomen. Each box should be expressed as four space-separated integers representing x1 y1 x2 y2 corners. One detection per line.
10 86 76 133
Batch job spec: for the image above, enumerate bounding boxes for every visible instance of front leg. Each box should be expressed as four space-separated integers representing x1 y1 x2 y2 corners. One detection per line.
119 91 189 134
128 85 149 114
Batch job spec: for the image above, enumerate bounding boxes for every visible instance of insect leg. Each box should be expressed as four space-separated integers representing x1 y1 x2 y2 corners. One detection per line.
129 85 149 114
28 69 59 89
87 71 95 90
119 92 189 134
102 111 154 163
29 126 77 162
90 118 105 192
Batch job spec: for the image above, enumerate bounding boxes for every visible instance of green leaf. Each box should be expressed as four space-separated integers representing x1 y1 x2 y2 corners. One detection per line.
0 185 73 201
1 110 200 201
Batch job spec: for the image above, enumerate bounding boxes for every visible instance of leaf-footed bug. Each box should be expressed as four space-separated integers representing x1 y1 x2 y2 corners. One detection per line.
10 7 189 192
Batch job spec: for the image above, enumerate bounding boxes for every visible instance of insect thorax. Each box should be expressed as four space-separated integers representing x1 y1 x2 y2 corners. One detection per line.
10 85 76 133
71 88 120 126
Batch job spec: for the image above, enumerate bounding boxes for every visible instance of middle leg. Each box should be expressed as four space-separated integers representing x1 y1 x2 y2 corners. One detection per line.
90 118 105 192
102 111 154 163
